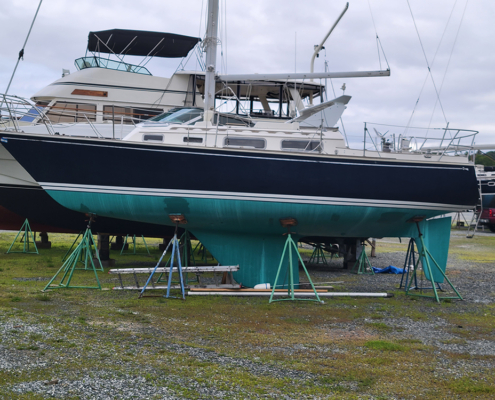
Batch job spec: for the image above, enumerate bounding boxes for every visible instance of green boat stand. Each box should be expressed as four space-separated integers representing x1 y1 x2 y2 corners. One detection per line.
269 218 322 303
6 219 39 254
193 242 214 263
405 220 462 303
139 214 186 300
351 242 374 275
120 234 151 256
43 214 103 291
308 243 328 266
62 231 83 261
157 229 198 285
399 238 442 291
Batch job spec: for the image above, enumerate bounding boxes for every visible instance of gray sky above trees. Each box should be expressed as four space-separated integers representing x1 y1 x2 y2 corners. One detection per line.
1 0 493 145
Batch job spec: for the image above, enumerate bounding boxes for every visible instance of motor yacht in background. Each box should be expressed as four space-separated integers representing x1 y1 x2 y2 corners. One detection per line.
1 29 203 138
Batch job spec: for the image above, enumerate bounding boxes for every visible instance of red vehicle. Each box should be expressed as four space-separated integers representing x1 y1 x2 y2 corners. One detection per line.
479 208 495 232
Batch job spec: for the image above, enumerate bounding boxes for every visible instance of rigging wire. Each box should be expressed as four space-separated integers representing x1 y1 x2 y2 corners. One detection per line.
367 0 390 70
405 0 449 134
3 0 43 99
426 0 469 135
407 0 459 138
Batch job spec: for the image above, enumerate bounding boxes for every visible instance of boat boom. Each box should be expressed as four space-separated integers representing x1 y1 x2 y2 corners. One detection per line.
217 69 390 82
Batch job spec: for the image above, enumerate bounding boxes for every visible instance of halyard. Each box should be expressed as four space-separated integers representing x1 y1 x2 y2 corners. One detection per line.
0 230 494 399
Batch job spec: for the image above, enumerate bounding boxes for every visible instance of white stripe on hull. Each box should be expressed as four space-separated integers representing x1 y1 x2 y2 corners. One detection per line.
40 182 472 212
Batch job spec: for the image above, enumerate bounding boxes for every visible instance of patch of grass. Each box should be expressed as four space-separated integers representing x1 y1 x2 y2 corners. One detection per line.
43 257 55 268
35 294 51 302
366 357 391 366
10 296 22 302
364 340 407 352
283 317 310 324
448 377 495 394
29 333 43 341
357 376 376 390
15 344 39 351
365 322 393 332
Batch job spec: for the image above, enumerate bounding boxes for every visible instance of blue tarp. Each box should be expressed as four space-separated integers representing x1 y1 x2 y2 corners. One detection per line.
372 265 404 274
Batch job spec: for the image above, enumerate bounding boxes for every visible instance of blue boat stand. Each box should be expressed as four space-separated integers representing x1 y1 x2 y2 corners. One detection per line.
139 214 187 300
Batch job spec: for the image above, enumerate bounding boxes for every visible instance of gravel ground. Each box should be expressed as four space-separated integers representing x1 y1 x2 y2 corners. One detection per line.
303 235 495 305
1 232 494 399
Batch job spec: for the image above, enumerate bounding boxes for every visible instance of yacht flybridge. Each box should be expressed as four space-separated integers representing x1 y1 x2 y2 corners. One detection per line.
1 29 203 137
1 0 479 287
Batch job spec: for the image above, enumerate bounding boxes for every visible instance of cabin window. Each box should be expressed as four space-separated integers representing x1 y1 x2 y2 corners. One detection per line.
215 114 254 127
103 106 163 124
183 137 203 143
281 140 322 152
224 137 265 149
143 134 163 142
45 102 97 123
149 108 203 124
19 101 49 123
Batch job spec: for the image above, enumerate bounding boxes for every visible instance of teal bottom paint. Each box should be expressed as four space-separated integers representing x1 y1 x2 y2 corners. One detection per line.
414 217 451 284
192 229 301 288
47 190 452 287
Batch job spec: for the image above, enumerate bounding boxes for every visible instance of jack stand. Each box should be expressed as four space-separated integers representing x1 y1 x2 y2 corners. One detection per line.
62 231 83 261
399 238 417 289
120 234 151 256
139 214 187 300
157 229 197 285
351 242 374 275
405 218 462 303
43 214 103 291
193 242 213 263
399 238 442 291
270 218 321 303
6 219 38 254
308 243 328 265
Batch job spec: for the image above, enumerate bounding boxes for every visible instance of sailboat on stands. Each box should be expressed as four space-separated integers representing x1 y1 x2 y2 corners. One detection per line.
1 0 479 287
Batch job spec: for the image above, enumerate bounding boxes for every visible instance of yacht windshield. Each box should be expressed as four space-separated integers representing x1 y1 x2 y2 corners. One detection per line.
148 108 203 124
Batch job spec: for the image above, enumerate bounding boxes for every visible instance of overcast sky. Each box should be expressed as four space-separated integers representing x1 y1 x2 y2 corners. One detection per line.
1 0 493 145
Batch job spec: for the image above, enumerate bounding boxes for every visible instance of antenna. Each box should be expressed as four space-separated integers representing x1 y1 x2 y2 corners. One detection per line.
373 128 388 138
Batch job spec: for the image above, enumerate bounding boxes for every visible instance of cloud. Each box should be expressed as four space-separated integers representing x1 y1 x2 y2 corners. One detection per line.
1 0 493 144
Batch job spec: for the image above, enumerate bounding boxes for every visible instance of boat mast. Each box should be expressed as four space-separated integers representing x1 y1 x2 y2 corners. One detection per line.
204 0 219 122
310 2 349 79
